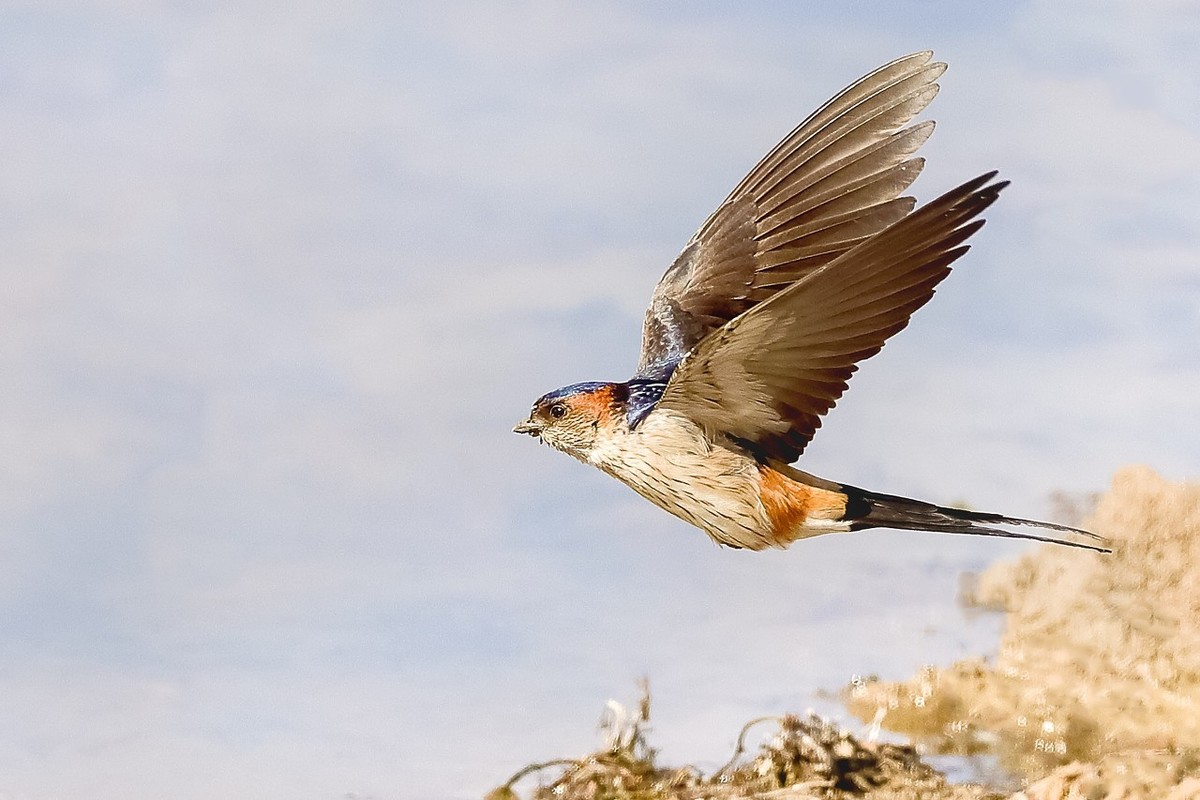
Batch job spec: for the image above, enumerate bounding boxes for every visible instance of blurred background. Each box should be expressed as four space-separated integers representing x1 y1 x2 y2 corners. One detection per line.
2 2 1198 798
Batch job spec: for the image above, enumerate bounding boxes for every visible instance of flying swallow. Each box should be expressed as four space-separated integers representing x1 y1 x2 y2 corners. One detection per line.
514 52 1110 553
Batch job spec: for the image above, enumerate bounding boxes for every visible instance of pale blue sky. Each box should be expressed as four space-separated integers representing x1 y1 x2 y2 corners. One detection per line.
1 2 1198 798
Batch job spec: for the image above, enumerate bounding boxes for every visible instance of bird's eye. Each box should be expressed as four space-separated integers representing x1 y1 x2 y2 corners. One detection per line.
549 403 567 419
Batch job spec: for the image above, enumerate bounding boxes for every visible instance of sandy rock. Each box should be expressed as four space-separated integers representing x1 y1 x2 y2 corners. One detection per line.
846 466 1200 795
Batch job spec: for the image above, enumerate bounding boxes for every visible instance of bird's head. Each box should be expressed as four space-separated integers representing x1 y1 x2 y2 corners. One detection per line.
513 381 627 460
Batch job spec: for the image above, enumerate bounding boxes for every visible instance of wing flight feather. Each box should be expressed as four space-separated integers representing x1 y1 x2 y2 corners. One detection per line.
654 173 1008 462
637 52 947 374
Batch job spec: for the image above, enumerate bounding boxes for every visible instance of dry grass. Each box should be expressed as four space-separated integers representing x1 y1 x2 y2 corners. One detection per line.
489 684 994 800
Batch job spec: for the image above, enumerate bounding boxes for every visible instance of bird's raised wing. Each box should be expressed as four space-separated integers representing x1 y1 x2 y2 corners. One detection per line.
637 51 946 376
654 172 1007 463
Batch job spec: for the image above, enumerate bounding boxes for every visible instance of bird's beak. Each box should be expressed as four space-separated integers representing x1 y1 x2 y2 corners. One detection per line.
513 419 542 437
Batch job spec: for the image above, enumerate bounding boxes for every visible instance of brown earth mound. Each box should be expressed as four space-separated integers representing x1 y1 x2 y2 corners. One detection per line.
845 466 1200 798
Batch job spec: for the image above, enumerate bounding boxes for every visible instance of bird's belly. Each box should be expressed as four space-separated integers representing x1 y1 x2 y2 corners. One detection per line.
589 411 777 548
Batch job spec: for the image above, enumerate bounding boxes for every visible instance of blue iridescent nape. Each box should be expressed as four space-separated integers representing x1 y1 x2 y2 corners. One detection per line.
625 361 677 429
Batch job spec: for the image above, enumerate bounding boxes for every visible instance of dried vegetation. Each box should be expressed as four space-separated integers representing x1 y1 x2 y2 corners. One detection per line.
488 686 994 800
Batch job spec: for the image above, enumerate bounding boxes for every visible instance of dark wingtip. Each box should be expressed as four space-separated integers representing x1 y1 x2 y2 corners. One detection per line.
962 170 1003 192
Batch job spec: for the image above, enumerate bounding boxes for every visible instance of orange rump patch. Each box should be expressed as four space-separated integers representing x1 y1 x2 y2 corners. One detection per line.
758 467 848 544
758 467 812 543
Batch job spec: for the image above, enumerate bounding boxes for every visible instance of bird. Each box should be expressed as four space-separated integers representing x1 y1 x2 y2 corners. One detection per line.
513 52 1110 554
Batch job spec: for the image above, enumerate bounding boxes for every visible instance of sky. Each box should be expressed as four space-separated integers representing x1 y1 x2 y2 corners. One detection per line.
1 2 1198 798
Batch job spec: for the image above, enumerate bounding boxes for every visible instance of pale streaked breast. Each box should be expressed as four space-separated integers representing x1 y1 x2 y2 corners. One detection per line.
588 408 777 549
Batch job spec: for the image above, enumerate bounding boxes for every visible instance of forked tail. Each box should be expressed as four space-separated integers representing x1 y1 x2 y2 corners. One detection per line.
843 486 1111 552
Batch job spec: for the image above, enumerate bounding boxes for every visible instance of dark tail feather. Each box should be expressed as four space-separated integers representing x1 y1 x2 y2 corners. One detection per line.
845 487 1111 553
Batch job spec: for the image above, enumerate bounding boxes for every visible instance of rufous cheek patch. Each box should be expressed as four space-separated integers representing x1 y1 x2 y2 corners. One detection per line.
569 385 618 424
